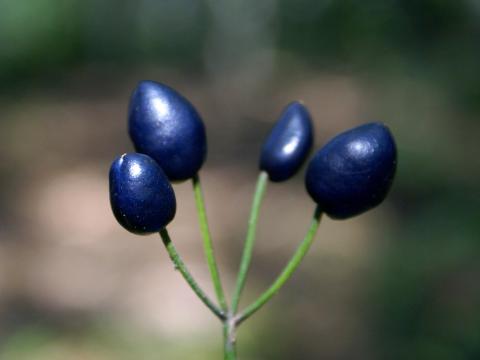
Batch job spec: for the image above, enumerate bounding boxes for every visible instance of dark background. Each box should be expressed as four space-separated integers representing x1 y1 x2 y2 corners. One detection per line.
0 1 479 359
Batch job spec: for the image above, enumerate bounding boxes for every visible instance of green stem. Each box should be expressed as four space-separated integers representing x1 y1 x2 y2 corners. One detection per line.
192 174 228 312
159 228 225 320
231 171 268 313
235 206 322 325
223 315 237 360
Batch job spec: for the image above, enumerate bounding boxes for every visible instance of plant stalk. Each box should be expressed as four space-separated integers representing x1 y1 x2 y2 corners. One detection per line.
192 174 229 312
236 206 322 325
231 171 268 313
159 228 225 320
223 314 237 360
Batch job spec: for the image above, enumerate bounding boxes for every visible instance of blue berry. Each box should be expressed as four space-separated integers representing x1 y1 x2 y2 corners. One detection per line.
128 80 207 181
109 153 176 234
305 122 397 219
259 101 314 182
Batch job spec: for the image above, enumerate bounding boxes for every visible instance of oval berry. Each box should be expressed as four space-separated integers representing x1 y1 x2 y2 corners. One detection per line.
109 153 176 234
305 122 397 219
259 101 314 182
128 80 207 181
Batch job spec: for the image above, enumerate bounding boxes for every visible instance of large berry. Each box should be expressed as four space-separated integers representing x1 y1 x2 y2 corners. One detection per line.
109 153 176 234
305 122 397 219
128 80 207 181
259 101 314 182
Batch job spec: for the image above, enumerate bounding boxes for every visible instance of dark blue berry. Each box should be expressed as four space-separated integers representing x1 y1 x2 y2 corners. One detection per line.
305 122 397 219
259 101 314 182
128 80 207 181
109 153 176 234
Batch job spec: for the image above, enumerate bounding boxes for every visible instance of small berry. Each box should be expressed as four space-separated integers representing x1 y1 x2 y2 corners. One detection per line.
128 80 207 181
259 101 314 182
109 153 176 234
305 122 397 219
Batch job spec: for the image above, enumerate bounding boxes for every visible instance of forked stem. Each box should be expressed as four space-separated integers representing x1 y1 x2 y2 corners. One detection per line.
231 171 268 313
192 174 229 312
235 206 322 325
159 228 225 320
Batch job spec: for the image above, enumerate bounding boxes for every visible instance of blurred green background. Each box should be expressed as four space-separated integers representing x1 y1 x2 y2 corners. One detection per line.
0 0 479 359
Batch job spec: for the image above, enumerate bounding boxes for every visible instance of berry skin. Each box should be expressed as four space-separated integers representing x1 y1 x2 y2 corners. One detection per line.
259 101 314 182
305 122 397 219
128 80 207 181
109 153 176 234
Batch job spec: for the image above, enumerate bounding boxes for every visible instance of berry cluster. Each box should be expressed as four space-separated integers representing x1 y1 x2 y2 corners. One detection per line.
109 80 397 359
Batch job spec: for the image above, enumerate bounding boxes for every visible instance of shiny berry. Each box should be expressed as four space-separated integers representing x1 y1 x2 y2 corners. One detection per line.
109 153 176 234
259 101 314 182
305 122 397 219
128 80 207 181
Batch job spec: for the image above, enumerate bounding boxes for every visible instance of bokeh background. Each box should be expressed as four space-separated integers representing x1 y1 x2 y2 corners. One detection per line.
1 0 479 359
